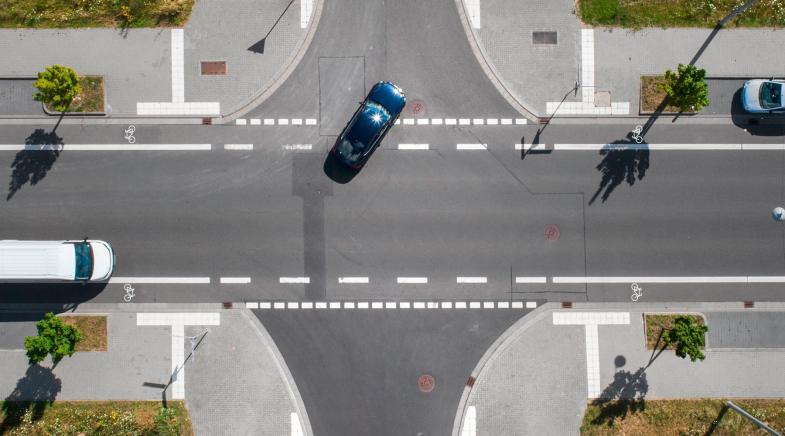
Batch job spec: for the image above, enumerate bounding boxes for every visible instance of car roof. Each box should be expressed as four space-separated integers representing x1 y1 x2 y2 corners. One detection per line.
368 82 406 115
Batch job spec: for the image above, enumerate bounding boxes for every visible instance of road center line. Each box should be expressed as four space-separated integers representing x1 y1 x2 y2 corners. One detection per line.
219 277 251 284
109 277 211 284
398 144 429 150
224 144 253 150
457 276 487 284
0 144 212 151
515 276 547 283
553 276 752 283
397 277 428 284
280 277 310 284
338 277 369 284
283 144 313 150
457 143 487 150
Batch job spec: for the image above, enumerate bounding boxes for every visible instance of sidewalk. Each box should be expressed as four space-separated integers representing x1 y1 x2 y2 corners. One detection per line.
0 305 311 436
455 302 785 436
0 0 321 120
460 0 785 117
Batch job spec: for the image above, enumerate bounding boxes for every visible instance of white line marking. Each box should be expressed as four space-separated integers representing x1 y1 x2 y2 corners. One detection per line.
441 302 453 309
413 302 426 309
171 29 184 103
459 118 471 125
511 301 524 309
553 276 749 283
385 302 396 309
446 118 457 125
345 302 355 309
358 302 369 309
372 302 383 309
283 144 312 150
250 119 261 125
397 277 428 283
457 276 488 283
279 277 310 284
483 301 494 308
400 301 411 309
748 276 785 282
338 277 369 284
246 302 258 309
395 119 400 125
486 118 498 125
260 302 272 309
497 301 510 308
306 118 317 125
264 119 275 125
291 412 305 436
455 302 467 309
274 302 285 309
469 302 481 309
431 118 443 125
456 143 487 150
403 118 415 125
315 302 327 309
398 144 429 150
472 118 484 125
278 119 289 125
466 0 481 28
417 118 430 125
526 301 537 308
109 277 210 284
288 302 299 309
292 118 303 125
301 302 314 309
235 119 247 125
219 277 251 284
515 276 547 284
300 0 313 28
329 302 341 309
501 118 512 125
515 118 527 125
0 144 213 151
224 144 253 150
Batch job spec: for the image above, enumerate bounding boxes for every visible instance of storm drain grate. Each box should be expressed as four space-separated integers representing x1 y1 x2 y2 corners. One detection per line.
201 61 227 75
532 31 557 45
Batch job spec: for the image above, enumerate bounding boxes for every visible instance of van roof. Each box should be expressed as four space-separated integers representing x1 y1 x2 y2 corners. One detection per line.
0 241 76 280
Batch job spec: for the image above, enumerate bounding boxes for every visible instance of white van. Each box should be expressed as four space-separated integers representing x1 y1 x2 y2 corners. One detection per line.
0 240 115 282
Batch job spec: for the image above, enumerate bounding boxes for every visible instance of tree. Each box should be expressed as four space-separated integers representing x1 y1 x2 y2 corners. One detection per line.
33 65 81 112
663 315 708 362
24 312 83 366
659 64 710 112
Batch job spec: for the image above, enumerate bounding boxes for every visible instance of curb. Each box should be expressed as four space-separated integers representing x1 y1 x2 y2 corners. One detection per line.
240 309 314 436
453 0 540 123
218 0 326 125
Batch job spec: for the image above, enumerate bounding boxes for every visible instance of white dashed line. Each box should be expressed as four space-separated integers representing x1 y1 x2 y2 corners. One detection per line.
501 118 512 125
457 276 488 283
280 277 310 284
456 143 487 150
397 277 428 283
515 118 527 125
445 118 457 125
459 118 471 125
416 118 430 125
260 302 272 309
469 302 481 308
516 276 547 283
338 277 370 284
264 119 275 125
292 118 303 125
109 277 210 284
283 144 313 150
315 302 327 309
486 118 498 125
250 119 261 125
431 118 443 125
472 118 484 125
413 302 426 309
358 302 370 309
288 302 299 309
0 144 213 151
278 119 289 125
235 119 247 125
306 118 318 125
329 302 341 309
301 302 314 309
398 144 429 150
372 302 384 309
224 144 253 150
274 302 285 309
455 302 467 309
219 277 251 284
403 118 415 125
553 276 751 283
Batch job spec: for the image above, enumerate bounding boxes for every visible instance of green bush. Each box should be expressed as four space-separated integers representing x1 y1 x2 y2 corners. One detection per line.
33 65 81 112
24 312 83 365
659 64 710 112
663 315 709 362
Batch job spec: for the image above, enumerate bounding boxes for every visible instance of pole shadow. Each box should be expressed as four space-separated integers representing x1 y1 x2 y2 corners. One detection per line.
7 129 64 200
248 0 296 54
0 364 62 430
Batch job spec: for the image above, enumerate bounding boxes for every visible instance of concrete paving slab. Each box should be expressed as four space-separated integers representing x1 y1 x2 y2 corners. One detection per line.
0 79 41 116
707 312 785 349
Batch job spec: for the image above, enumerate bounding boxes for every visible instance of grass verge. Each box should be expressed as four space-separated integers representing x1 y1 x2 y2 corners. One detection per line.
44 76 104 113
640 75 681 113
579 0 785 28
0 0 195 28
581 398 785 435
645 313 705 350
0 400 193 435
60 315 107 352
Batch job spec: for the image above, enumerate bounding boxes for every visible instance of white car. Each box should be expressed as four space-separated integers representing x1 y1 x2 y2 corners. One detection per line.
0 239 115 282
741 79 785 113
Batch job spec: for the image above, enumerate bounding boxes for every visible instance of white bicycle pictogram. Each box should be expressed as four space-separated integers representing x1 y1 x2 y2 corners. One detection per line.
631 125 644 144
630 282 643 302
123 283 136 302
124 125 136 144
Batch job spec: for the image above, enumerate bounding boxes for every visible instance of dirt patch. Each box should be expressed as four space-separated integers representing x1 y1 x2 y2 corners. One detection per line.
644 313 705 350
60 315 107 352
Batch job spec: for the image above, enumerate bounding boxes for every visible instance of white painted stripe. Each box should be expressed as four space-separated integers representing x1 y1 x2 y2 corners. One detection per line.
397 277 428 284
461 406 477 436
274 302 285 309
280 277 310 284
315 302 327 309
250 119 261 125
445 118 457 125
459 118 471 125
553 276 749 284
236 119 247 125
431 118 443 125
300 0 313 28
501 118 513 125
278 119 289 125
466 0 481 28
398 144 429 150
395 119 401 125
246 302 258 309
511 302 524 309
224 144 253 150
264 119 275 125
110 277 210 284
358 302 370 309
472 118 484 125
497 301 510 308
515 118 527 125
441 302 453 309
526 301 537 308
417 118 430 125
260 302 272 309
400 301 411 309
288 302 299 309
486 118 498 125
516 276 547 284
220 277 251 284
385 302 396 309
483 301 494 309
305 118 317 125
283 144 313 150
292 118 303 125
0 144 213 151
742 144 785 150
171 29 184 103
456 143 487 150
372 302 383 309
403 118 415 125
345 302 355 309
339 277 369 284
136 102 220 115
427 302 439 309
469 302 481 309
457 276 487 283
301 302 314 309
455 302 467 309
413 302 426 309
329 302 341 309
291 412 305 436
748 276 785 282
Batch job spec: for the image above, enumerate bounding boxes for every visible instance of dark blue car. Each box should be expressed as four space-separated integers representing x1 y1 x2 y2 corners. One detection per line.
331 81 406 169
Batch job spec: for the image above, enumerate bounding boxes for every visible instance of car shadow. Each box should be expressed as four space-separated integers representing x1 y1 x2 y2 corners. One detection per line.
731 88 785 136
0 283 106 306
323 152 360 184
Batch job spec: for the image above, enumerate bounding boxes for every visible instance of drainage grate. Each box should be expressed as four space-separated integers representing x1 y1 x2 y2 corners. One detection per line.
201 61 227 75
532 31 557 45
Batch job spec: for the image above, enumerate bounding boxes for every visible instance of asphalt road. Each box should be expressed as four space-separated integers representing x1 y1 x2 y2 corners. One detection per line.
255 308 526 436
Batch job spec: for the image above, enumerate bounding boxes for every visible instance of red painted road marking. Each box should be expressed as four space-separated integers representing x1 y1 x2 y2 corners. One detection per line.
418 374 435 393
544 224 560 241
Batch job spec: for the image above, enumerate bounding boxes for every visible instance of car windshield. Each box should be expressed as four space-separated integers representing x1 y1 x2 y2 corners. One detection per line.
74 242 93 280
336 138 364 163
759 82 783 109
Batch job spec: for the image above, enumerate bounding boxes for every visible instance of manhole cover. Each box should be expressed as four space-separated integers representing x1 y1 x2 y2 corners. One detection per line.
532 31 557 45
418 374 435 393
201 61 227 75
408 100 427 118
544 224 560 241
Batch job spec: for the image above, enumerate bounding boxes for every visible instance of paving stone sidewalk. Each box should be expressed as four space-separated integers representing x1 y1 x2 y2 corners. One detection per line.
0 307 310 436
458 303 785 436
0 0 317 118
464 0 785 117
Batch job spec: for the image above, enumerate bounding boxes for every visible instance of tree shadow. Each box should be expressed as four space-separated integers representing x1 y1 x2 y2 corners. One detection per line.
0 364 62 431
588 139 650 205
589 367 649 427
6 129 63 200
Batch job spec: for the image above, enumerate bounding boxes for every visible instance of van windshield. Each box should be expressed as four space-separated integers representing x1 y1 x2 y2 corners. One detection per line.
74 242 93 280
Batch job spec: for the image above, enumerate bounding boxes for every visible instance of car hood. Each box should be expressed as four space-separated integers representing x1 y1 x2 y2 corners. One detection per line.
742 80 764 111
90 240 114 281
